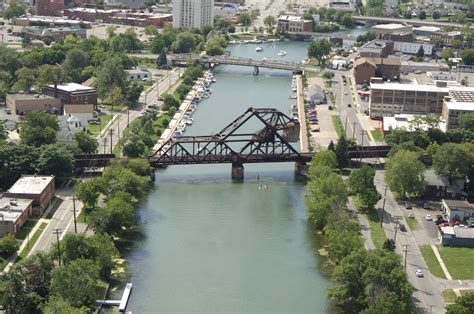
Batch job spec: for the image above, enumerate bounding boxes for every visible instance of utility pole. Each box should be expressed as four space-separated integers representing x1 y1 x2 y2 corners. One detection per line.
352 122 356 140
52 228 62 266
109 129 114 153
127 108 130 127
402 244 409 272
360 130 365 163
103 138 108 154
72 195 77 234
380 185 388 227
394 216 402 242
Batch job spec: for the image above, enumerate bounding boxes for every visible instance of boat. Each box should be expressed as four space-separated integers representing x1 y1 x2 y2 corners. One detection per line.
256 47 263 52
288 95 297 99
185 118 193 125
292 87 297 92
174 130 183 137
278 50 287 56
203 92 210 99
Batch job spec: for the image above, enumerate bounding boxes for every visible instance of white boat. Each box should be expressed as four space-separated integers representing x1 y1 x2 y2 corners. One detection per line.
203 92 210 99
289 95 297 99
256 47 263 52
174 130 183 137
185 118 193 125
292 87 297 92
278 50 287 56
212 78 216 83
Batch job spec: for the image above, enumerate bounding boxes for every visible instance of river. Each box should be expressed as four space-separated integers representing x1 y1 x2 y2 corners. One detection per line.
125 39 350 313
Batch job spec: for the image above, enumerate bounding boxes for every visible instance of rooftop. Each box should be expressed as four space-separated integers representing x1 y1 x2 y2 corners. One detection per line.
440 226 474 239
7 93 56 101
47 83 95 92
383 114 446 132
0 198 33 222
371 82 474 93
64 104 95 113
278 15 308 22
443 199 472 209
424 169 450 187
372 23 410 30
449 90 474 102
413 26 441 33
7 175 54 195
444 101 474 111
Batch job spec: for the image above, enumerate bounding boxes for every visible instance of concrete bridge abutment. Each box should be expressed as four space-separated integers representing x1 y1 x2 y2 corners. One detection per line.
231 162 245 180
295 162 308 176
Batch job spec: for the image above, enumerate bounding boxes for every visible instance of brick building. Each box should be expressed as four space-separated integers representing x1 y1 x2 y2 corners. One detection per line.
5 175 56 215
278 15 313 33
42 83 97 108
353 57 401 84
0 198 33 237
36 0 64 16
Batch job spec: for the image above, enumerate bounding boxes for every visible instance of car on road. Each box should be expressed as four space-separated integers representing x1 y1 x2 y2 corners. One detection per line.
158 96 164 101
344 92 348 95
347 104 351 107
328 106 333 110
425 214 432 221
5 108 11 114
311 128 320 132
416 269 423 277
399 223 407 232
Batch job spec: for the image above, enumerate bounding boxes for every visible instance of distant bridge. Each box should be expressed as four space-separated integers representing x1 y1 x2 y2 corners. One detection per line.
353 16 467 28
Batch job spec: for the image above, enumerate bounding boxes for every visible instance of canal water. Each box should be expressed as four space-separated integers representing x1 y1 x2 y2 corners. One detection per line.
126 41 338 313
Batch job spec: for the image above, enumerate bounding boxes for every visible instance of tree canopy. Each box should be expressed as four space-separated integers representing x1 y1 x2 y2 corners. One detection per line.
21 112 59 147
308 39 332 65
385 150 425 199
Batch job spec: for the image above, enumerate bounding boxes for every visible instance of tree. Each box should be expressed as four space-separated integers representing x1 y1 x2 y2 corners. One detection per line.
322 71 335 80
0 144 39 190
50 259 99 308
156 48 168 67
459 112 474 132
365 0 384 16
13 67 36 93
461 48 474 65
418 10 427 20
74 131 98 154
433 143 474 180
341 14 354 28
63 48 89 82
205 36 227 56
105 86 125 110
349 165 380 210
432 11 441 20
382 239 396 251
89 192 135 235
144 25 158 36
335 135 349 168
125 82 144 107
385 150 425 199
150 34 165 54
238 12 252 26
76 178 102 211
172 32 202 53
163 93 179 111
37 144 74 179
21 112 59 147
37 65 62 88
447 292 474 314
3 0 26 19
452 39 464 49
0 234 19 255
312 150 337 169
96 56 126 98
416 45 425 58
441 48 455 61
308 39 332 66
44 297 88 314
264 15 276 33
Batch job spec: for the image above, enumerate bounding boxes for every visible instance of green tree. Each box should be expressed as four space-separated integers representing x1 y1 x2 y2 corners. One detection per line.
0 144 39 190
156 48 168 67
335 135 349 168
238 12 252 26
432 11 441 20
75 178 102 211
365 0 384 16
36 64 62 88
89 192 135 235
44 296 88 314
418 10 427 20
74 131 98 154
349 165 380 210
308 39 332 66
3 0 26 19
382 238 396 251
0 234 19 255
311 150 337 170
447 292 474 314
13 67 36 93
264 15 276 33
205 36 227 56
125 82 144 107
62 48 89 83
461 48 474 65
163 93 180 111
433 143 474 180
385 150 425 199
150 34 165 54
37 144 74 179
96 56 126 98
416 45 425 58
144 25 158 36
341 14 354 28
322 71 335 80
441 48 455 61
459 112 474 132
123 135 147 158
21 112 59 147
105 86 125 111
172 32 202 53
50 259 99 308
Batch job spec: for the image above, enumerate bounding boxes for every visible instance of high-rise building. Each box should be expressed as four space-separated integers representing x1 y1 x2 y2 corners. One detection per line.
173 0 214 29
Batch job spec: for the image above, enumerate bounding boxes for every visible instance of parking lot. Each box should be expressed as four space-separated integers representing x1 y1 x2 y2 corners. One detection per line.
404 201 445 246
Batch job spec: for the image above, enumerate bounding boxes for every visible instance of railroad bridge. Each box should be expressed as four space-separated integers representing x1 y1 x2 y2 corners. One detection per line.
148 108 391 179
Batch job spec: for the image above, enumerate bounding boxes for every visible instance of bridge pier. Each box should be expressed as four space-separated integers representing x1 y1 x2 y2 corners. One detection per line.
295 162 308 176
231 162 244 180
253 66 259 76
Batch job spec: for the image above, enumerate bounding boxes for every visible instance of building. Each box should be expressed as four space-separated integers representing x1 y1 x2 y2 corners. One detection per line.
20 26 87 43
11 17 91 29
63 104 95 128
442 90 474 129
0 198 33 237
381 31 413 43
393 41 433 56
431 31 464 46
439 227 474 247
353 57 401 84
368 81 474 118
413 26 441 37
105 0 145 9
401 61 450 73
42 83 97 108
359 40 394 58
382 114 446 135
277 15 313 33
424 169 465 199
6 93 62 115
371 23 413 39
214 3 238 18
35 0 64 16
327 0 354 11
442 199 473 223
427 71 457 82
126 67 150 81
173 0 214 29
307 85 326 104
57 114 86 143
5 175 56 215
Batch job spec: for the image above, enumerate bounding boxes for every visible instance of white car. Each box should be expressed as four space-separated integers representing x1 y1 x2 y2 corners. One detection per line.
425 214 432 221
416 269 423 277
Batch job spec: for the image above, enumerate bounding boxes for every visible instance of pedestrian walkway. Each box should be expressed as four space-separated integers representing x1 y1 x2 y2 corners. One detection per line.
348 197 376 250
430 244 453 280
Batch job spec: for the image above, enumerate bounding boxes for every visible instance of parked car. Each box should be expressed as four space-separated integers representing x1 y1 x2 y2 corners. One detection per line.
425 214 432 221
312 128 320 132
328 106 333 110
423 203 430 209
416 269 423 277
347 104 352 107
399 223 407 232
405 202 412 209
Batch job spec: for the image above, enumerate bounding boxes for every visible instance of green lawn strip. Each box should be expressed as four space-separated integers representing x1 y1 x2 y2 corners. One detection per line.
332 115 344 137
442 289 457 303
420 245 446 279
103 104 127 112
405 215 417 230
15 219 39 240
365 209 386 250
370 129 384 142
438 246 474 279
19 222 48 259
88 114 113 134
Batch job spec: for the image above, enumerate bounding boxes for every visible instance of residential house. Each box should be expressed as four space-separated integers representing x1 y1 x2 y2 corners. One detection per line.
63 104 95 128
307 85 326 105
0 198 34 237
439 227 474 247
5 175 56 215
424 169 466 199
126 67 150 81
441 199 473 223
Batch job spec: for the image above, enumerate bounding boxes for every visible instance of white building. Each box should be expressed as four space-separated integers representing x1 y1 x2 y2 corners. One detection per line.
125 67 150 81
442 90 474 130
173 0 214 29
394 41 433 56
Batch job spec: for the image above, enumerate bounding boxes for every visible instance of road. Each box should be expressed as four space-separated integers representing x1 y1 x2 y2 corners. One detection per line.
97 69 180 154
353 15 468 29
332 71 371 145
374 171 445 314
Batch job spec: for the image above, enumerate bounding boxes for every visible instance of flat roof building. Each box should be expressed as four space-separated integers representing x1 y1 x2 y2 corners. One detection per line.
0 198 33 237
372 23 412 38
278 14 313 33
5 175 55 215
6 93 62 115
382 114 447 135
43 83 97 108
442 90 474 129
173 0 214 29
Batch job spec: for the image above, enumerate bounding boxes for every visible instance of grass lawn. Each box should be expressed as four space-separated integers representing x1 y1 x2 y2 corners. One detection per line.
370 129 384 142
405 215 417 230
438 246 474 279
19 222 48 259
88 114 113 134
332 115 344 137
366 209 386 250
442 289 457 303
420 245 446 279
103 104 127 112
15 219 39 240
305 71 320 78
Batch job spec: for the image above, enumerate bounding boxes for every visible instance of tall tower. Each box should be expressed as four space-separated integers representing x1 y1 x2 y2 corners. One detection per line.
173 0 214 29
